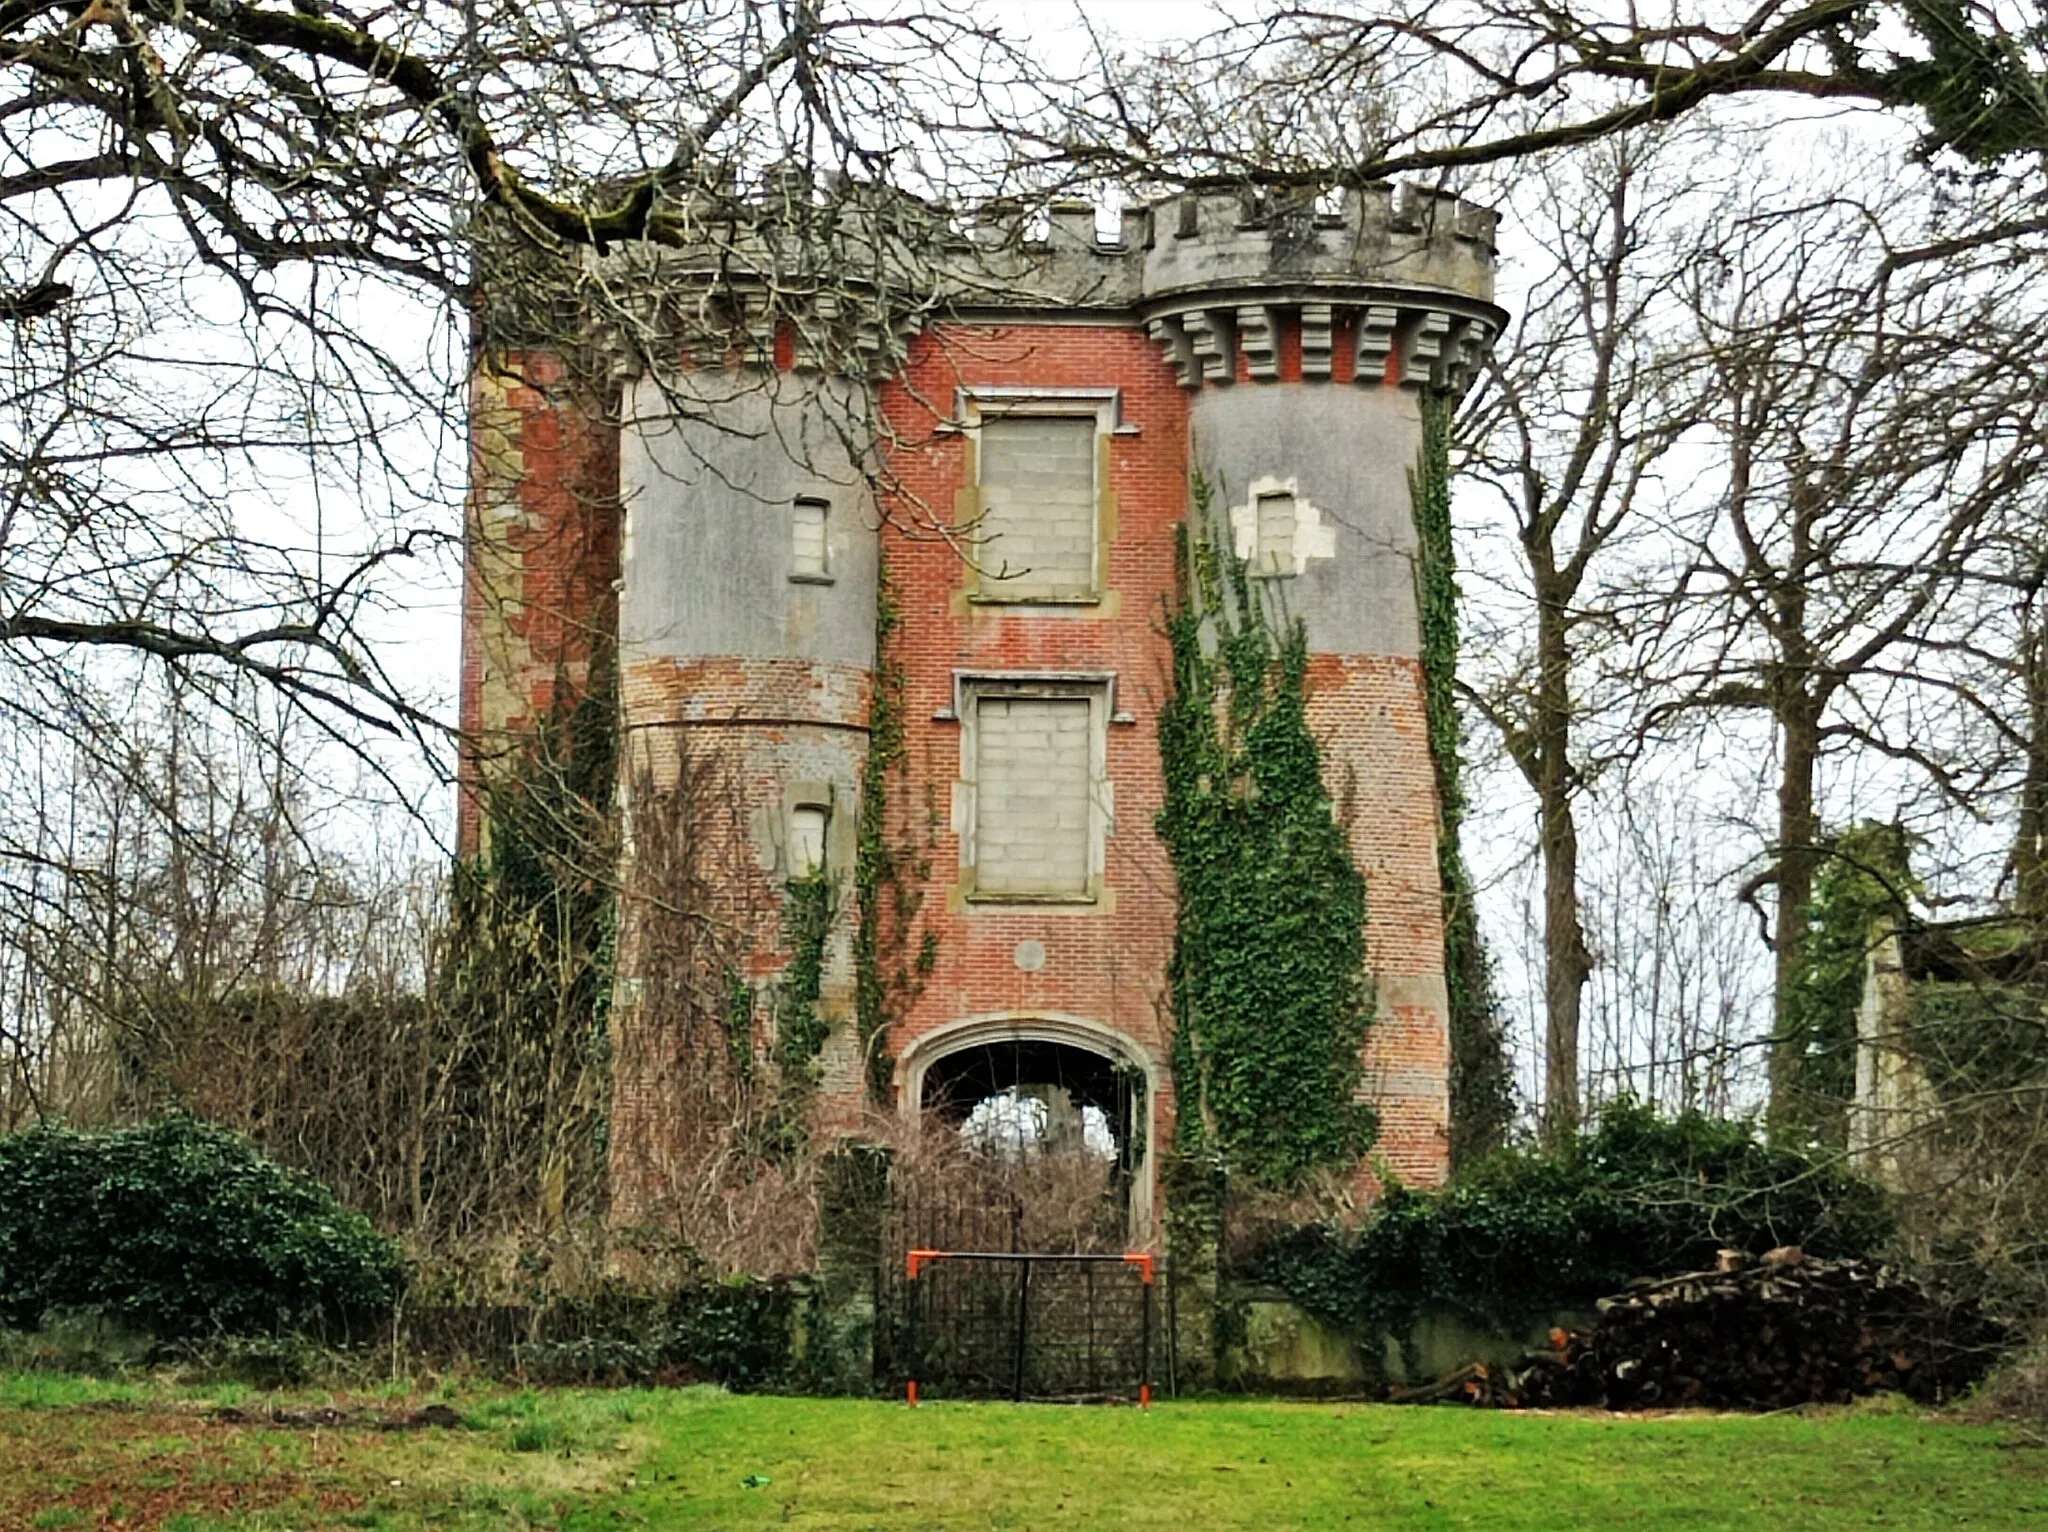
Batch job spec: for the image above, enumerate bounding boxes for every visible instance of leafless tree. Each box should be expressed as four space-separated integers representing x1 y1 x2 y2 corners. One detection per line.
0 0 1089 748
0 0 1100 1263
1636 164 2048 1129
1064 2 2046 191
1459 125 1711 1141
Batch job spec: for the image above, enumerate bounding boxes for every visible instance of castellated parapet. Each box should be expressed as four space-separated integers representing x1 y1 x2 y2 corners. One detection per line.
520 183 1501 391
462 180 1506 1255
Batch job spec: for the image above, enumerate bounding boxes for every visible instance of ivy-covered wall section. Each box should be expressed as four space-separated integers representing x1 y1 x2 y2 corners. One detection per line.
438 648 620 1235
1781 821 1918 1144
1157 510 1376 1190
1412 395 1517 1170
853 554 936 1104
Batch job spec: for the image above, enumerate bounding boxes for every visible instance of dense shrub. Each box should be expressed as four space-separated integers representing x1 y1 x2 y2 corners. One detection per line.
1257 1100 1893 1338
0 1114 404 1338
513 1279 809 1388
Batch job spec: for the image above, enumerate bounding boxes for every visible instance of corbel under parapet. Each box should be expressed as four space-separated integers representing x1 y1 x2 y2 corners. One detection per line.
1236 304 1280 381
1299 302 1334 380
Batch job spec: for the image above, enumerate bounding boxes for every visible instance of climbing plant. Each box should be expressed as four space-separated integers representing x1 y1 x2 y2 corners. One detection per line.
757 866 838 1160
1411 394 1516 1169
1781 821 1919 1144
1157 496 1375 1190
773 870 837 1083
613 734 835 1274
853 554 936 1102
435 647 620 1235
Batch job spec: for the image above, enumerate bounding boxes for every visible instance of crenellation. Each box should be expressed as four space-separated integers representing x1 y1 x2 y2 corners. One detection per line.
568 180 1497 365
1046 200 1100 250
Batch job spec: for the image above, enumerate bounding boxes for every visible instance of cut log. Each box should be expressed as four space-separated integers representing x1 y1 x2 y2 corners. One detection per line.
1398 1256 2006 1412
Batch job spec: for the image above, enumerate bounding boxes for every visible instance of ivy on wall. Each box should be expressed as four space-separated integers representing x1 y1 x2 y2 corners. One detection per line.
1410 395 1516 1169
749 865 839 1162
853 554 936 1103
1157 501 1375 1190
773 870 837 1082
1781 821 1918 1142
438 648 620 1231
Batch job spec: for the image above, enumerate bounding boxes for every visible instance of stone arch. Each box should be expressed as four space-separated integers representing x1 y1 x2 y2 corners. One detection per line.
897 1012 1159 1237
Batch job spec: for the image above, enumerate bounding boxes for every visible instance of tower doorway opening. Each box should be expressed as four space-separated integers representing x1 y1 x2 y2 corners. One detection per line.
898 1029 1150 1253
925 1038 1133 1165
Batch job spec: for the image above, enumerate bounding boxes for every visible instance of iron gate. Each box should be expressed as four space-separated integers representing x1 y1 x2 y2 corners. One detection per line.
901 1250 1155 1403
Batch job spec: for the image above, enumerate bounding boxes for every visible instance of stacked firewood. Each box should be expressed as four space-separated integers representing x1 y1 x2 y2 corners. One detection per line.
1397 1248 2006 1411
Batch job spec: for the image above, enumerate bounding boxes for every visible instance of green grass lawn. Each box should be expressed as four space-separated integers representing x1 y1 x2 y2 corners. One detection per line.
3 1373 2045 1530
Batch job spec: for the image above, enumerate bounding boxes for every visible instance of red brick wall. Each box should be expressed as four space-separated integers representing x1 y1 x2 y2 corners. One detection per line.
873 326 1189 1153
870 321 1450 1197
465 322 1455 1222
1306 654 1452 1189
458 351 619 854
608 653 874 1226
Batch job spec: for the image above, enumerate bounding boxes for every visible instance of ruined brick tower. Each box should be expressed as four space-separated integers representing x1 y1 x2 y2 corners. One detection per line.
462 186 1502 1239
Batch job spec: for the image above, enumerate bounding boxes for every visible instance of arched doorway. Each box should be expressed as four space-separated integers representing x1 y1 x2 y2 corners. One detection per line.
897 1013 1157 1244
877 1016 1160 1399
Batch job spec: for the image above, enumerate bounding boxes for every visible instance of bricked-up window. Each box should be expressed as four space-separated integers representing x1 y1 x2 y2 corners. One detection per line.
790 496 831 582
789 804 829 875
972 692 1097 899
1253 490 1297 577
975 414 1098 600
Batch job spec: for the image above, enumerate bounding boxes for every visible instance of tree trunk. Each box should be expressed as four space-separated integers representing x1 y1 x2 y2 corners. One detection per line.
1769 698 1823 1133
1540 789 1592 1144
1534 567 1592 1145
2016 622 2048 919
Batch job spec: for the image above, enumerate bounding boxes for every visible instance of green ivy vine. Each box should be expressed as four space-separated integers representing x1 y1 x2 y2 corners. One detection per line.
853 553 935 1102
438 646 619 1228
773 869 836 1081
1156 491 1375 1190
722 968 757 1086
754 864 838 1160
1781 821 1918 1143
1410 394 1516 1169
713 861 837 1164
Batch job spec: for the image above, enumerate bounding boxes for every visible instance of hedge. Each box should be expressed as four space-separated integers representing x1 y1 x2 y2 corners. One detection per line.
1257 1099 1894 1339
0 1114 404 1338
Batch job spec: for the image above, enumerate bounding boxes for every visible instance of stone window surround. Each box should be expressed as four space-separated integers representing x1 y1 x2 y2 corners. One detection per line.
944 671 1124 909
766 779 852 880
788 802 830 875
949 386 1135 609
1228 474 1338 579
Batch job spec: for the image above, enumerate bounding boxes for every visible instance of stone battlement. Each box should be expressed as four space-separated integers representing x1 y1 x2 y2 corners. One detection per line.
493 178 1501 385
966 185 1497 314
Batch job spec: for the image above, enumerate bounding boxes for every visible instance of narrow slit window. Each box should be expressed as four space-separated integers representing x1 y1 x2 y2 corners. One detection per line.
1254 490 1297 577
791 497 831 582
789 804 830 875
